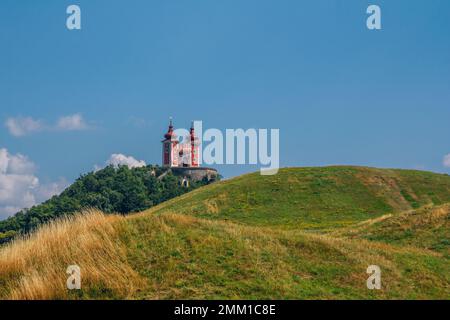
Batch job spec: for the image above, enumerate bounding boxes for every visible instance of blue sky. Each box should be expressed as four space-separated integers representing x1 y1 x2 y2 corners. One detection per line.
1 0 450 217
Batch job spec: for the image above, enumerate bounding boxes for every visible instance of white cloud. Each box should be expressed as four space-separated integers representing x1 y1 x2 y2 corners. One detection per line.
96 154 147 171
0 148 67 219
56 114 88 131
0 148 36 175
443 154 450 168
0 173 39 208
5 117 44 137
34 178 68 203
7 153 36 175
107 154 146 169
5 114 90 137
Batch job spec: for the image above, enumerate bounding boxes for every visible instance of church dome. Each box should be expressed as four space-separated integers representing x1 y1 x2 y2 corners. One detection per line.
164 130 175 140
164 117 176 140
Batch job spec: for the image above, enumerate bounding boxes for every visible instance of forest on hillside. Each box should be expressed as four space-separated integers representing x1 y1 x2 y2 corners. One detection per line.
0 165 218 243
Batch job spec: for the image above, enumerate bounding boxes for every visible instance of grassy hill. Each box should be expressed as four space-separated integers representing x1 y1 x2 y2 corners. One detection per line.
0 166 449 300
336 203 450 256
148 166 450 230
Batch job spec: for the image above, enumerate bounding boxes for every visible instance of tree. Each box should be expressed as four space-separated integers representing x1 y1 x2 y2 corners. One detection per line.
0 165 216 241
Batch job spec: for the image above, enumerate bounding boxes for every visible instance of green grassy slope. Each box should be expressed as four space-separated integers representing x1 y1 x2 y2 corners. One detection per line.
119 213 449 299
146 166 450 230
1 166 449 299
116 166 450 299
338 203 450 256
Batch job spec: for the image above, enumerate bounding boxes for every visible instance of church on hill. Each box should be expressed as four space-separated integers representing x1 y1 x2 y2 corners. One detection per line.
162 118 199 168
161 118 217 182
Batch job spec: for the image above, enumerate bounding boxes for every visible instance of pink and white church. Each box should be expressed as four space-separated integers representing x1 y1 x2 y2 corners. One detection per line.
161 118 217 182
161 118 199 168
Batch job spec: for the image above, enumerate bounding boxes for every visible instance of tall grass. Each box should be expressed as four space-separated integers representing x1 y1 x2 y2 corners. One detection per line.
0 166 449 299
0 209 144 300
0 208 448 299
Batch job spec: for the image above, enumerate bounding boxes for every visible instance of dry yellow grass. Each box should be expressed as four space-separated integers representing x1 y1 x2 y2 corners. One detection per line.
0 206 448 299
0 209 144 300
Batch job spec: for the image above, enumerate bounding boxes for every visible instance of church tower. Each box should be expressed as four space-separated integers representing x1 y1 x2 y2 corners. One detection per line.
190 121 199 167
162 117 178 167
